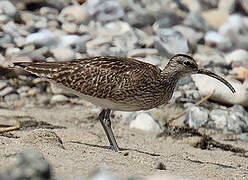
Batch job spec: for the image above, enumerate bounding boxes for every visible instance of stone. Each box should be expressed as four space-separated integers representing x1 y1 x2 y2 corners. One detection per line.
232 67 248 80
204 31 232 51
239 133 248 142
225 49 248 68
127 48 158 58
4 93 19 101
209 109 229 130
125 11 156 28
0 0 16 17
0 81 8 90
2 21 20 37
130 112 162 132
61 23 78 34
7 149 52 180
154 28 191 58
50 47 75 61
86 0 124 22
27 87 40 96
219 14 248 50
0 87 14 97
34 18 48 29
192 75 248 106
186 106 209 128
14 36 27 47
26 30 59 47
59 34 83 48
59 5 89 24
51 94 68 104
183 12 213 32
5 47 20 57
98 21 132 37
202 9 229 29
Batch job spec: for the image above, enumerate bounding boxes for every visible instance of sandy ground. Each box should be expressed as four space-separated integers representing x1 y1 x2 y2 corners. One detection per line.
0 100 248 180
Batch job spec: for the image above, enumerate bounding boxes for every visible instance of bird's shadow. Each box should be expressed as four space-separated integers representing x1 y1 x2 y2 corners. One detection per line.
67 141 160 157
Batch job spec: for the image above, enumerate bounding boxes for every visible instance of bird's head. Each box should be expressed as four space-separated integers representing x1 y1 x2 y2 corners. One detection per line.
164 54 236 93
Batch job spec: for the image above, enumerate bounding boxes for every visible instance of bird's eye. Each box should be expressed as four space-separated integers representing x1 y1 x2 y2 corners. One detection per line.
183 61 192 66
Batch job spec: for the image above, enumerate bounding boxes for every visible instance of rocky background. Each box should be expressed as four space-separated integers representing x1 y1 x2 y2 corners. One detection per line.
0 0 248 179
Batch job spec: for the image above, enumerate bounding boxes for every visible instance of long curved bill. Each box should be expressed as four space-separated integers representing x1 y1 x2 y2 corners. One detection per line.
197 69 236 93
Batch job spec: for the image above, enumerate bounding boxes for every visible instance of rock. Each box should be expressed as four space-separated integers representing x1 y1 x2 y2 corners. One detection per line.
239 133 248 142
0 0 16 17
204 31 232 51
225 49 248 68
192 75 248 106
5 47 20 56
59 34 83 48
125 11 156 28
127 48 158 58
4 93 19 101
209 107 248 133
219 14 248 50
86 0 124 22
0 14 9 23
183 12 213 32
14 36 27 47
7 149 52 180
59 5 89 24
27 87 40 96
209 109 229 130
98 21 132 37
135 28 154 47
51 94 68 104
232 67 248 80
173 25 204 45
154 28 191 58
39 7 59 17
89 169 118 180
186 106 209 128
34 18 48 29
202 9 229 29
2 21 20 37
61 22 78 34
130 112 162 132
50 47 75 61
21 129 64 148
26 30 59 47
0 87 14 97
0 81 8 90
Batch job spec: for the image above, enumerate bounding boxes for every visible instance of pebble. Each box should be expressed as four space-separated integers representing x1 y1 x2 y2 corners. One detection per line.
209 109 229 130
7 149 52 180
192 75 248 106
154 28 190 57
130 112 162 132
186 106 209 128
127 48 158 58
61 22 78 34
50 47 75 61
238 133 248 142
59 5 89 24
0 87 14 97
26 30 59 47
205 31 232 50
51 94 68 104
0 0 16 17
225 49 248 68
0 81 8 90
5 47 20 56
27 87 40 96
4 93 19 101
86 0 124 22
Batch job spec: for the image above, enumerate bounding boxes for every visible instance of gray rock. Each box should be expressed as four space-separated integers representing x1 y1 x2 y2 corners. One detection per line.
205 31 232 51
125 11 155 28
183 12 213 32
2 21 20 37
7 149 52 180
26 30 59 47
0 14 9 23
4 93 19 101
0 0 16 17
184 89 201 101
225 49 248 68
219 14 248 50
129 112 162 132
0 87 14 97
186 106 209 128
154 28 191 58
51 94 68 104
238 133 248 142
86 0 124 22
0 81 8 90
14 36 27 47
209 109 229 131
50 47 75 61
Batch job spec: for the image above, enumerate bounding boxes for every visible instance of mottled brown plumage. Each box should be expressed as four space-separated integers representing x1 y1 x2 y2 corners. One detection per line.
14 54 236 151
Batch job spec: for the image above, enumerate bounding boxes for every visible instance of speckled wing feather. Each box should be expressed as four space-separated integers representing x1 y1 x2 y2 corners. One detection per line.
14 56 162 105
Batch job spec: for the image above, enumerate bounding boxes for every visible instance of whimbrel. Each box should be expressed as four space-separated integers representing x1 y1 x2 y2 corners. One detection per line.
14 54 235 151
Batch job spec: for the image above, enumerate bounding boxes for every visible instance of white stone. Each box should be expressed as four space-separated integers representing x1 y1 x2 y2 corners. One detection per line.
130 112 162 132
0 87 14 97
0 81 7 90
51 94 68 104
50 47 75 61
192 75 248 106
60 5 89 24
6 47 20 56
26 30 59 47
225 49 248 66
61 23 78 34
0 1 16 17
205 31 232 50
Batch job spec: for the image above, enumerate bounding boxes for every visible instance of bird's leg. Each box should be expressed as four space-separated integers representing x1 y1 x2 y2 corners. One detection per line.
99 109 120 152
